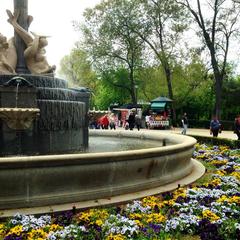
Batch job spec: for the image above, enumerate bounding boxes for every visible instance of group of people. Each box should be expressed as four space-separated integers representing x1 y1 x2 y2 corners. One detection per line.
89 113 118 130
89 111 142 131
125 111 141 131
181 112 240 140
90 111 240 140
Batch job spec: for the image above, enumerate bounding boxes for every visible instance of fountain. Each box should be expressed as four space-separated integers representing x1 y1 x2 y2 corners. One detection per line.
0 1 90 156
0 76 40 130
0 1 204 216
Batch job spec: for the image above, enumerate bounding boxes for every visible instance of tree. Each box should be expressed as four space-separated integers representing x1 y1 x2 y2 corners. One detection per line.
173 54 214 120
221 64 240 119
176 0 240 119
79 0 146 104
59 47 97 91
128 0 188 121
94 68 132 109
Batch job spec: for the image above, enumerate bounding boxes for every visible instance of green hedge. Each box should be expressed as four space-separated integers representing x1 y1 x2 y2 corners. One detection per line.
187 119 235 130
190 134 240 148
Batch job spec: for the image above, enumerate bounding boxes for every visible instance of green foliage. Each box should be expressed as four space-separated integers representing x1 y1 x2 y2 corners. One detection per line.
58 0 240 118
218 219 240 240
59 48 98 91
222 71 240 120
194 172 213 186
80 0 146 103
137 66 167 101
93 68 131 109
172 53 214 120
177 0 240 118
190 135 240 149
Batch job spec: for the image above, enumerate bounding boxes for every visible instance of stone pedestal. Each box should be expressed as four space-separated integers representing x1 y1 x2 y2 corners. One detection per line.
0 75 90 156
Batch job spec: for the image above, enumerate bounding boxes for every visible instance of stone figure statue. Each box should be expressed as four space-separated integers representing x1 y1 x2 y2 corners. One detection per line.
7 10 56 75
0 33 17 74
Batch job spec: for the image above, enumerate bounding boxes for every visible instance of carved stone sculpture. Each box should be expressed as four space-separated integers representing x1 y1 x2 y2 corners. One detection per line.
0 33 17 74
7 10 56 75
0 107 40 130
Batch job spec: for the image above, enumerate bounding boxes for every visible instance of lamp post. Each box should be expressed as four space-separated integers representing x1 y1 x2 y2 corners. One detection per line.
134 84 139 105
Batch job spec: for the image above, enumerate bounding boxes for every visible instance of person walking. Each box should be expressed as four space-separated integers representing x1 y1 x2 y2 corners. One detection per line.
145 114 150 129
109 113 116 130
100 115 109 129
181 113 188 135
135 115 141 131
128 111 135 130
234 115 240 140
210 116 221 137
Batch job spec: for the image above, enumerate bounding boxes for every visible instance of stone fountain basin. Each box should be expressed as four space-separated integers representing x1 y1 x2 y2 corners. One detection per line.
0 107 40 130
0 130 198 210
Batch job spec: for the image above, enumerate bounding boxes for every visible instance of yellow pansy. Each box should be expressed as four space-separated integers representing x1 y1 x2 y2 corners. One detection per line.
48 224 63 232
95 219 103 226
134 219 143 227
230 172 240 180
129 213 143 220
163 199 176 207
6 225 23 236
76 208 109 225
210 160 228 166
27 228 48 240
106 233 126 240
210 178 221 186
145 213 166 223
229 196 240 204
142 195 160 207
173 187 187 199
202 209 220 222
214 170 226 176
217 195 228 203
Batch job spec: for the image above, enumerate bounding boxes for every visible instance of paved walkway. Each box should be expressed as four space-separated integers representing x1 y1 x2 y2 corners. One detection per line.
166 127 237 140
138 127 238 140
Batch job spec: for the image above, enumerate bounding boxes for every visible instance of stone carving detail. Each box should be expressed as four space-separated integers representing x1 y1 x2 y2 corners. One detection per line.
7 10 56 75
0 9 55 75
0 33 17 74
0 107 40 130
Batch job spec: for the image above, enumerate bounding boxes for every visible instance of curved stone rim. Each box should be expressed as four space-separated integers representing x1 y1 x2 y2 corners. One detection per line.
0 130 204 215
0 159 205 218
1 130 197 164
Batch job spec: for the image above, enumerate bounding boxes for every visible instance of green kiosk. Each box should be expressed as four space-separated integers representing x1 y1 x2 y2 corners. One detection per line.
149 97 172 129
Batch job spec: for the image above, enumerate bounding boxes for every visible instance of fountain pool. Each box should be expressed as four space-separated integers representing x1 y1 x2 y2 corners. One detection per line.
0 130 205 216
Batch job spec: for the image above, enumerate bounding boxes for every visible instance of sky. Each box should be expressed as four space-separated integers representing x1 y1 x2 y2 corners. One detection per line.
0 0 101 74
1 0 240 75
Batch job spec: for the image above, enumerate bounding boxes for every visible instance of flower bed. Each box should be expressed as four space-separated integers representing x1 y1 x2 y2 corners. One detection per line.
0 144 239 240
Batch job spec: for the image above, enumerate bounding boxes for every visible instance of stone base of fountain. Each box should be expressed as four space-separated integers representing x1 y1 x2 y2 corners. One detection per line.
0 130 204 215
0 74 90 156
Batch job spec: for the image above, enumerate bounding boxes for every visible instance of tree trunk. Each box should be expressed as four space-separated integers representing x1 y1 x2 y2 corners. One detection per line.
164 65 176 124
208 43 223 119
214 75 222 119
129 68 137 104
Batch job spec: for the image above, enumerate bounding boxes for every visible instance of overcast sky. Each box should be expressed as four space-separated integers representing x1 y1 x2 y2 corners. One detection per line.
1 0 240 75
0 0 101 73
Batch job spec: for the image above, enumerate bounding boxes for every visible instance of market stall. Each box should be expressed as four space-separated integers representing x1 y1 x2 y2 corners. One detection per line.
149 96 172 129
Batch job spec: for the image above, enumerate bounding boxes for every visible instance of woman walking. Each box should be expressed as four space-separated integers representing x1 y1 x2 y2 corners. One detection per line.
234 115 240 140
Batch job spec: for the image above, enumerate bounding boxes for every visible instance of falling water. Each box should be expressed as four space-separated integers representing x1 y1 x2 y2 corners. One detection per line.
15 81 19 108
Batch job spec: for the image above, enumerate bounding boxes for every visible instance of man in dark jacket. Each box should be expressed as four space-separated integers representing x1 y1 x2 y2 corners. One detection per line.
210 116 221 137
128 112 135 130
